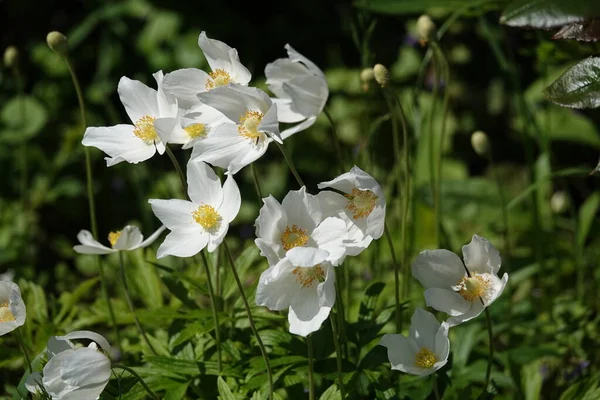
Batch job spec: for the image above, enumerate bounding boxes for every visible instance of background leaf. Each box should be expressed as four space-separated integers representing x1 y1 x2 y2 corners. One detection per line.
543 57 600 108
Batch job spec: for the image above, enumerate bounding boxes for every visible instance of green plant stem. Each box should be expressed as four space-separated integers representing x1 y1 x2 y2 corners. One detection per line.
165 146 187 195
118 252 157 355
427 53 440 247
112 364 159 400
222 240 273 399
200 250 222 374
333 270 348 359
433 373 441 400
251 163 263 199
16 328 31 373
307 335 315 400
384 224 401 333
483 307 494 393
330 314 346 399
323 107 345 173
275 141 304 188
98 257 122 347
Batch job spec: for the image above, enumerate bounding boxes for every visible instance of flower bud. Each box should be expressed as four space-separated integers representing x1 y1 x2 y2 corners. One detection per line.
471 130 489 156
416 15 437 45
46 31 69 56
360 68 374 83
3 46 18 68
373 64 390 88
551 191 568 214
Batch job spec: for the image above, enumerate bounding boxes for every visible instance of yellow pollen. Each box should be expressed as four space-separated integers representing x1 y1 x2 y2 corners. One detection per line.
345 188 378 219
192 204 221 231
457 274 491 302
0 302 15 323
184 123 207 139
133 115 158 143
205 69 232 90
414 347 437 369
108 231 122 247
280 225 309 251
292 265 325 288
238 110 264 141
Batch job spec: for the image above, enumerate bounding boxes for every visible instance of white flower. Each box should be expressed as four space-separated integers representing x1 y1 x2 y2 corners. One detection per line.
190 84 281 174
40 331 112 400
256 247 335 336
265 44 328 139
73 225 166 255
380 309 449 377
411 235 509 327
167 103 230 150
0 281 26 336
82 71 178 166
254 187 347 266
0 269 14 281
149 159 241 257
162 31 251 110
317 166 386 256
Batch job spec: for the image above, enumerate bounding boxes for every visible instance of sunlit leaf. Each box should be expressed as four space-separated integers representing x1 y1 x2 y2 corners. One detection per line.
552 18 600 41
500 0 600 28
542 57 600 108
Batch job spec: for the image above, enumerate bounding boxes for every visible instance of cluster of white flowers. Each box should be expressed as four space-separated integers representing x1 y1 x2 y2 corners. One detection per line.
380 235 509 377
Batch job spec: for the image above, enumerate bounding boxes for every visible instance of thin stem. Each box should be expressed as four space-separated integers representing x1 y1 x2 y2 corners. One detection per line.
384 224 401 333
200 250 222 374
307 335 315 400
330 314 346 399
222 241 273 399
16 328 31 373
427 53 440 247
483 307 494 393
323 107 346 173
251 163 263 199
165 146 187 195
112 364 159 400
275 141 304 188
98 257 122 347
433 373 441 400
334 269 348 359
119 252 158 355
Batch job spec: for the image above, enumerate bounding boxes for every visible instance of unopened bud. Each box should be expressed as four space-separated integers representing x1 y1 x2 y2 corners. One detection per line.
551 191 568 214
416 15 437 45
3 46 18 68
471 130 489 156
373 64 389 88
360 68 374 83
46 31 69 56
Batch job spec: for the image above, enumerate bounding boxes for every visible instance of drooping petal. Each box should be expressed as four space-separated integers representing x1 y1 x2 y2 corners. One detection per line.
73 230 115 255
187 159 223 206
255 259 299 311
280 116 317 140
462 234 502 274
282 74 328 118
288 299 331 337
265 58 310 99
271 98 306 124
104 142 157 167
446 298 485 327
113 225 144 250
148 199 197 229
163 68 210 109
285 44 326 79
82 124 156 166
118 76 159 124
56 330 111 352
220 174 241 223
411 249 466 289
409 309 440 350
423 288 471 316
134 225 167 249
157 227 208 258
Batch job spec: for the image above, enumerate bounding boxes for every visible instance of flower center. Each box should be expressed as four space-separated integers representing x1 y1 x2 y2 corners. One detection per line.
238 110 264 142
414 347 437 369
280 225 309 251
205 69 232 90
292 264 325 288
192 205 222 232
0 302 15 323
345 188 378 219
184 123 207 139
457 274 491 302
108 231 122 247
133 115 158 144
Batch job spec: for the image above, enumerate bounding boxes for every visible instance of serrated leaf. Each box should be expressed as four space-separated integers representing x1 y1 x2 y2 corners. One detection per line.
500 0 600 28
217 377 236 400
543 57 600 108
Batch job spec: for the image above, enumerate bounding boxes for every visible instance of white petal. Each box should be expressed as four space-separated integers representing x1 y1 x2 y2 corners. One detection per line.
255 195 287 241
282 75 328 118
285 44 326 79
258 103 282 143
113 225 143 250
446 298 485 327
154 117 177 144
227 48 252 85
311 217 348 265
104 143 156 166
265 58 310 98
148 199 196 229
47 336 74 358
282 187 320 229
424 288 471 316
197 85 271 122
255 238 284 267
220 174 241 223
73 230 114 255
317 263 336 308
187 159 223 206
57 330 111 352
462 234 502 274
255 259 299 310
484 272 509 306
134 225 167 249
271 98 306 123
411 249 466 289
0 282 25 335
157 227 208 258
365 204 386 240
280 116 317 140
199 32 234 74
409 308 440 350
118 76 159 123
163 68 210 109
286 247 329 266
25 372 43 394
435 322 450 363
379 334 420 372
82 125 155 166
288 301 331 337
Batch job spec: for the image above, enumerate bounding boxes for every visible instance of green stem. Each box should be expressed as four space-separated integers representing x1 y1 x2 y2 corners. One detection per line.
334 269 348 359
251 163 263 199
275 141 304 188
433 373 441 400
483 307 494 393
16 328 32 373
201 250 222 374
427 53 440 247
98 257 122 348
222 241 273 399
307 335 315 400
112 364 159 400
165 146 187 196
330 314 346 399
384 224 401 333
119 252 158 355
323 107 346 173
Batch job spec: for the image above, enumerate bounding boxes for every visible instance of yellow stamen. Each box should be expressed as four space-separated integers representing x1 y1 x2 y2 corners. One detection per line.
192 204 221 232
292 265 326 288
238 110 264 142
457 274 491 302
414 347 437 369
0 302 15 323
345 188 378 219
133 115 158 143
108 231 122 247
184 123 207 139
205 69 232 90
280 225 309 251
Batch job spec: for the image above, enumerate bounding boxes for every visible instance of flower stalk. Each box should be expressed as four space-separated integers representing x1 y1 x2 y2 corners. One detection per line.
275 141 305 188
307 334 315 400
330 311 346 399
323 107 346 174
200 250 222 374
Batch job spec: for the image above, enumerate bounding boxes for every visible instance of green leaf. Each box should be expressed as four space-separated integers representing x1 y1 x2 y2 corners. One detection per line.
500 0 600 28
357 282 385 323
542 57 600 109
319 384 342 400
0 96 48 142
217 376 236 400
355 0 499 15
577 191 600 247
